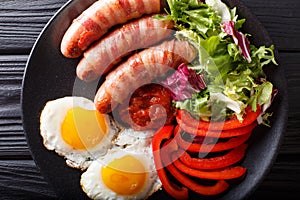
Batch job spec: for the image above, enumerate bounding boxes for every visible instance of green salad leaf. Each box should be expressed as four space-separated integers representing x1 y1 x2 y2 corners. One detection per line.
159 0 277 123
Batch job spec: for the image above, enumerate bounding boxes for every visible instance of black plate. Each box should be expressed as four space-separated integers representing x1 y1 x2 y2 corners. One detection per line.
21 0 288 199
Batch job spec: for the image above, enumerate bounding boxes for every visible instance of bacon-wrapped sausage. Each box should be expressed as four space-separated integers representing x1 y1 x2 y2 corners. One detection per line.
94 39 197 113
61 0 164 58
76 15 174 82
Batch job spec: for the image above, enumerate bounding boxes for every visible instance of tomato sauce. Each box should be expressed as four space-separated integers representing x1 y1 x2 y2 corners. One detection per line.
116 84 176 130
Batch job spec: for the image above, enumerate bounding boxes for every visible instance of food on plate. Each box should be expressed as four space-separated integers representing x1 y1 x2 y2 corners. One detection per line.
45 0 278 199
116 83 176 130
94 39 196 114
113 127 155 148
39 96 118 169
174 143 248 170
60 0 165 58
77 14 174 82
174 126 252 152
160 140 230 196
40 96 164 197
177 106 261 131
148 0 277 198
152 126 229 198
80 130 161 200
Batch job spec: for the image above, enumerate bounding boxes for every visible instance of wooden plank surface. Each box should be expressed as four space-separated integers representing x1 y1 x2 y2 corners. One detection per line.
242 0 300 51
0 0 299 199
0 0 66 54
0 0 300 52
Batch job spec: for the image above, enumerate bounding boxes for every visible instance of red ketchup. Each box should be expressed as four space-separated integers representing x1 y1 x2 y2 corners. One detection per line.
116 84 176 130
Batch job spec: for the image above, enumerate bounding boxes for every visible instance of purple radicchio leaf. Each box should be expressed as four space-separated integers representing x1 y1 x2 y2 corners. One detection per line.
222 21 252 62
162 63 206 101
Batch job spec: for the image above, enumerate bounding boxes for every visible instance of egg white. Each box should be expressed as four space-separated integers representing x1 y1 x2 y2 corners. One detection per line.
81 139 162 200
39 96 118 170
113 128 155 150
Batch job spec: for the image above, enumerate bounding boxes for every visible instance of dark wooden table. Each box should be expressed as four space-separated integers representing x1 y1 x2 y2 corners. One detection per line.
0 0 299 199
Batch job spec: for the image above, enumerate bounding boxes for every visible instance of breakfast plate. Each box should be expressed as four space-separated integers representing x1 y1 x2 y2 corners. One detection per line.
21 0 288 199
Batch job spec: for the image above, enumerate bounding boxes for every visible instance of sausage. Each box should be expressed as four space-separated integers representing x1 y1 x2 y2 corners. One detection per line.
76 14 174 82
60 0 165 58
94 39 197 113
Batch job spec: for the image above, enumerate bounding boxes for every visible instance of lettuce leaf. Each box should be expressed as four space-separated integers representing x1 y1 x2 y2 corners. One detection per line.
222 21 252 62
159 0 222 38
158 0 277 122
206 0 231 22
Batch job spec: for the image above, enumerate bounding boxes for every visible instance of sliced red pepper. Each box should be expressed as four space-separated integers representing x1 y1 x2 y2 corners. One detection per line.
174 129 252 152
152 125 189 200
177 118 257 138
161 141 229 196
171 152 247 180
177 105 261 130
176 144 248 170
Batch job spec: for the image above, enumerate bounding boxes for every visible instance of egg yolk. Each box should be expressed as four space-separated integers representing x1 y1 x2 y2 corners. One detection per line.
61 107 107 150
101 155 147 195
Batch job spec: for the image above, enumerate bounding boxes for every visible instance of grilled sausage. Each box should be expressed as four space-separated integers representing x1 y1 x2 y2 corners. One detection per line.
61 0 165 58
94 39 197 113
76 14 174 82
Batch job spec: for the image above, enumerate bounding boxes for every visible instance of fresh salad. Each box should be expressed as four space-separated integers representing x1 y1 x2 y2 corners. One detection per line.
158 0 277 123
152 0 278 199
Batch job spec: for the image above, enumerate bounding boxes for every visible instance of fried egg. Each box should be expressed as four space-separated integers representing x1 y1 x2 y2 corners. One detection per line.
80 136 161 200
40 96 118 170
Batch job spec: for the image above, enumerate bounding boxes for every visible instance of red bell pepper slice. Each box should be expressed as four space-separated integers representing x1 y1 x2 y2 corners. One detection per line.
177 118 257 138
174 128 252 152
171 152 247 180
152 125 189 200
176 144 248 170
161 141 229 196
177 105 261 130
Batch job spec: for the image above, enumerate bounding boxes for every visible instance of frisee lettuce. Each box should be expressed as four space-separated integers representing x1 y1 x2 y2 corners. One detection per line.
159 0 277 123
157 0 222 38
